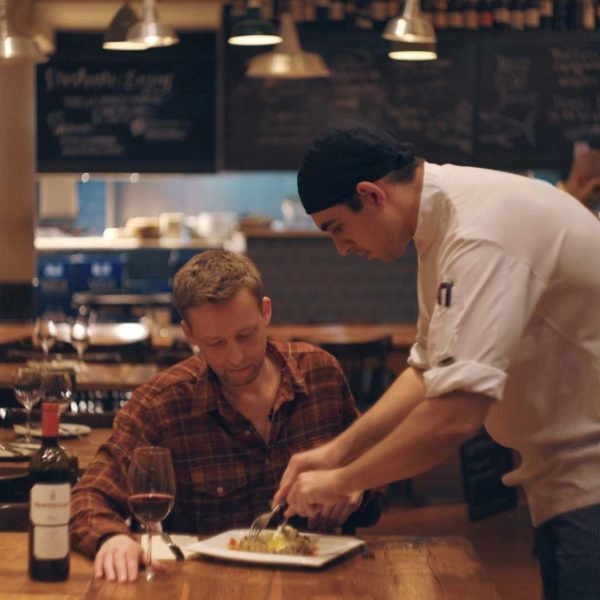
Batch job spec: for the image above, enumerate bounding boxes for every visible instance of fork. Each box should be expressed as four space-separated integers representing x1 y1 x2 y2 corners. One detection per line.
247 500 288 540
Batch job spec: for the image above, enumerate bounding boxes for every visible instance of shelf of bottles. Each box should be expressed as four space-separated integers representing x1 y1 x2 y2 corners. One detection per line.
224 0 598 33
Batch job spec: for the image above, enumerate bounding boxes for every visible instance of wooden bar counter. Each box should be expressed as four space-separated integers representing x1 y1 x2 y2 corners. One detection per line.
0 533 500 599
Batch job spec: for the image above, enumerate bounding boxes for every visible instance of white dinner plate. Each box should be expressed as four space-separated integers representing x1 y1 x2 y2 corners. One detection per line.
184 529 365 568
13 422 91 439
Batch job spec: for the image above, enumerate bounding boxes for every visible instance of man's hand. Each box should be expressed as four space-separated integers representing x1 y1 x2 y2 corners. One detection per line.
273 442 338 509
94 534 166 582
306 490 363 531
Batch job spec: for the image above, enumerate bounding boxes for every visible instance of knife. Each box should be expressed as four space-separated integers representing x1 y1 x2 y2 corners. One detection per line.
160 531 185 561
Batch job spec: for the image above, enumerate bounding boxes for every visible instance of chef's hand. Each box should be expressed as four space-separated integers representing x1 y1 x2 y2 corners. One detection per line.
307 490 363 531
272 442 338 510
282 468 353 522
95 534 166 582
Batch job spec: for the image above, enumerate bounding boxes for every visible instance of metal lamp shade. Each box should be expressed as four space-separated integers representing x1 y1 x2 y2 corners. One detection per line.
387 41 437 61
127 20 178 47
382 0 436 45
103 3 147 51
0 35 46 63
126 0 179 48
246 13 330 79
228 20 282 46
0 0 46 64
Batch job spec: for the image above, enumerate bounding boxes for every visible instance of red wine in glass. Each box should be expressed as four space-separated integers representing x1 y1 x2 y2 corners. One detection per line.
129 492 175 524
127 446 176 581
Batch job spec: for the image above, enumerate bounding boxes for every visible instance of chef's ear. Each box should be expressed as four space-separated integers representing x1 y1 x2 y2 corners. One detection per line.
356 181 386 207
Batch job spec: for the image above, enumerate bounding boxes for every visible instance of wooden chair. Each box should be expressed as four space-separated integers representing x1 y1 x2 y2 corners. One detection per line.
317 336 396 412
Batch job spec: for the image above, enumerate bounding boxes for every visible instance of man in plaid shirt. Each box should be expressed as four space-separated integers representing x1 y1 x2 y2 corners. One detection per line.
70 249 379 582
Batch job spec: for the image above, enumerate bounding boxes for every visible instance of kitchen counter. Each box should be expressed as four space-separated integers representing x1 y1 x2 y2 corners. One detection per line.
35 236 223 253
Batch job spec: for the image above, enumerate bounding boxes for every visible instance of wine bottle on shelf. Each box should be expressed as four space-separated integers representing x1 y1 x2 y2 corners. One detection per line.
464 0 480 29
304 0 318 28
448 0 466 28
539 0 554 26
345 0 358 29
371 0 390 30
510 0 526 28
492 0 512 28
524 0 541 28
329 0 346 28
434 0 450 29
479 0 495 28
316 0 331 29
578 0 595 28
28 402 71 582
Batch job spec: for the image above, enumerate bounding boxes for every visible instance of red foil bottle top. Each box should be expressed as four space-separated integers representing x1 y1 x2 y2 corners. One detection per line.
41 402 59 437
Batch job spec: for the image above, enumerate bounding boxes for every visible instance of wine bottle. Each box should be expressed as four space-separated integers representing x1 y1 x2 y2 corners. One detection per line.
28 402 71 582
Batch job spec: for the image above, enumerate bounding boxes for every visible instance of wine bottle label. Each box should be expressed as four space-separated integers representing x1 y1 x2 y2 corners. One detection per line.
30 483 70 526
30 483 70 560
33 525 69 560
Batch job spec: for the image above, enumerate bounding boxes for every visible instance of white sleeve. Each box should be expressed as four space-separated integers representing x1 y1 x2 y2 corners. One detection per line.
410 240 547 401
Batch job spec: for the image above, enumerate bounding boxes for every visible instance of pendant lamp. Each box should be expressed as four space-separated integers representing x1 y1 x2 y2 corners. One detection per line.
228 0 282 46
0 0 46 64
246 13 330 79
127 0 179 48
383 0 437 61
103 2 147 51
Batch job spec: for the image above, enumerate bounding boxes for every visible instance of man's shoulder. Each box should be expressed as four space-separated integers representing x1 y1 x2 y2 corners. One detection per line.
135 355 208 402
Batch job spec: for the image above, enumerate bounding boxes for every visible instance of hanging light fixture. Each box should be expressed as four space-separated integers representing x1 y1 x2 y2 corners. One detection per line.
228 0 282 46
388 41 437 61
382 0 437 61
246 13 330 79
0 0 47 64
103 2 147 51
127 0 179 48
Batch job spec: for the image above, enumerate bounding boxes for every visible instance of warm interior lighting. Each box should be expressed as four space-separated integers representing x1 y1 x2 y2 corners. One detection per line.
0 0 47 64
228 0 282 46
246 13 330 79
103 2 148 51
388 42 437 61
383 0 437 61
127 0 179 48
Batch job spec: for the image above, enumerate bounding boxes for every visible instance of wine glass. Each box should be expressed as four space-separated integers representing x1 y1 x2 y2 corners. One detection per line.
128 446 176 581
33 316 57 362
13 367 42 443
69 317 90 370
41 369 75 418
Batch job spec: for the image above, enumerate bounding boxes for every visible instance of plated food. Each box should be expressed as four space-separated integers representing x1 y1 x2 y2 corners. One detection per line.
229 524 317 556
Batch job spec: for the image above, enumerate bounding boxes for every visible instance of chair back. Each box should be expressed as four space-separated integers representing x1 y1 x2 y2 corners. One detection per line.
317 336 395 411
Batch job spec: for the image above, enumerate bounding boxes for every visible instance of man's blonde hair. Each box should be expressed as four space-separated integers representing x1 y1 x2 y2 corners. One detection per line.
172 249 263 319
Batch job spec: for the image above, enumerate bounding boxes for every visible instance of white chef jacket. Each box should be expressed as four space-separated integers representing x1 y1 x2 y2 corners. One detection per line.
409 162 600 526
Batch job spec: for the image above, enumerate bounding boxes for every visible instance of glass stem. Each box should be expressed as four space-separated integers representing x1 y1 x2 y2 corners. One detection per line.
25 408 32 443
146 522 154 580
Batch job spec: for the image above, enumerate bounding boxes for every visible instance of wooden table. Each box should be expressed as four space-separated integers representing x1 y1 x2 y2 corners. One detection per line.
0 533 500 599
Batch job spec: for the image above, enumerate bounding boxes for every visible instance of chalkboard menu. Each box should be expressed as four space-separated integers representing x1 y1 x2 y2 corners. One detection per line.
476 31 600 170
225 31 477 170
37 33 216 173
